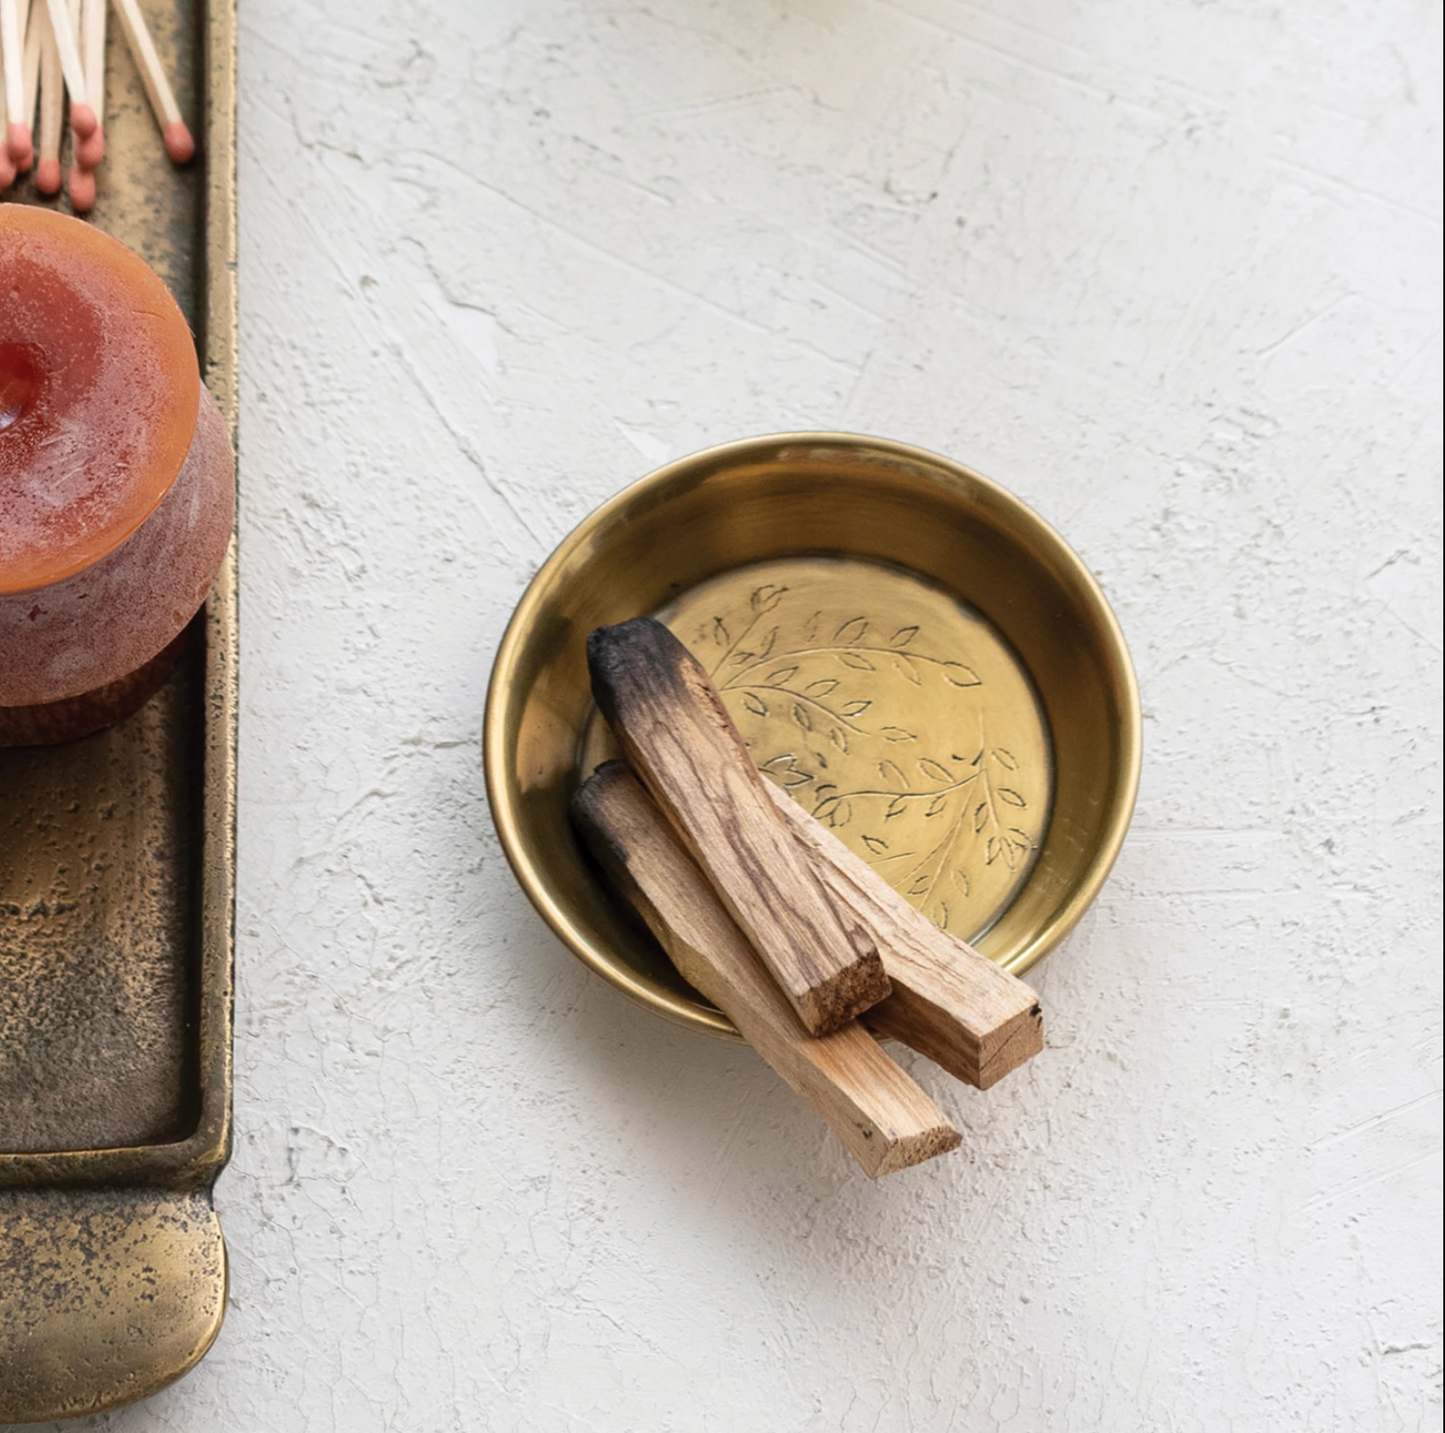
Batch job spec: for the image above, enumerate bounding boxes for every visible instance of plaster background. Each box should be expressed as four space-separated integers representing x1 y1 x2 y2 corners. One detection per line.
17 0 1443 1427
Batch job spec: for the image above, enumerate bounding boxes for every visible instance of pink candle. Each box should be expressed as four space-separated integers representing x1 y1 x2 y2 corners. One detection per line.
0 206 234 743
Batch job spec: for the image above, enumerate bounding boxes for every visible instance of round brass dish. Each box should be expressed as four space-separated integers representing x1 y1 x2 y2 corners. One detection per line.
485 433 1140 1038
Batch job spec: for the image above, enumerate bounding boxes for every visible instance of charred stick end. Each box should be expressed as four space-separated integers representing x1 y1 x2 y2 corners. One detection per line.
586 618 695 726
571 761 635 878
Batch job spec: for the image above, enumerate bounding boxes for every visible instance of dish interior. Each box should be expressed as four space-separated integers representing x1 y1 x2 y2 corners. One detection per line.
580 557 1054 949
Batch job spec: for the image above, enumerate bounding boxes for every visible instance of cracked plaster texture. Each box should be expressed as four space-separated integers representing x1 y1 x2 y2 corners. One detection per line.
10 0 1441 1428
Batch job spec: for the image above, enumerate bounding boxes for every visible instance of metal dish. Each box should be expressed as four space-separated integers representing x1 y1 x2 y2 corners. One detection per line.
485 433 1140 1038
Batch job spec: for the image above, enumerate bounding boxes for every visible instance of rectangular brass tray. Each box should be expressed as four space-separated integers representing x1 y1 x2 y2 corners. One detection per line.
0 0 236 1420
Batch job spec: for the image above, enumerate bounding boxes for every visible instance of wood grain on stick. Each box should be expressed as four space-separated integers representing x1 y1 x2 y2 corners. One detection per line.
587 618 890 1036
573 763 960 1177
764 781 1044 1089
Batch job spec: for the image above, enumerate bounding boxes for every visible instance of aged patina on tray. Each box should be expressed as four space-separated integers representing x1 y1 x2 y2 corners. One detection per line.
0 0 237 1420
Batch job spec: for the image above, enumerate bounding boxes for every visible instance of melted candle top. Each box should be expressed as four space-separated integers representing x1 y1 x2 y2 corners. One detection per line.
0 207 199 595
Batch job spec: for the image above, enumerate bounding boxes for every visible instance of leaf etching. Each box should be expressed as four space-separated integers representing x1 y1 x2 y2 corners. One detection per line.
698 579 1041 922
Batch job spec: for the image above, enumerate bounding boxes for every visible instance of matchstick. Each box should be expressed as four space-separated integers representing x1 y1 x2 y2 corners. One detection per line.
81 0 100 115
22 0 41 122
34 0 59 193
111 0 191 162
588 618 892 1036
68 0 100 168
66 156 94 205
2 0 33 167
41 0 95 139
574 764 961 1178
0 29 13 186
66 0 95 207
764 781 1045 1089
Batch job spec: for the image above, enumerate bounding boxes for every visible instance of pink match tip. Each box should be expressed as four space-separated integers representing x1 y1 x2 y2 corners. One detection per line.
67 164 96 212
163 121 194 164
76 124 105 170
36 157 62 195
69 104 98 141
7 121 33 169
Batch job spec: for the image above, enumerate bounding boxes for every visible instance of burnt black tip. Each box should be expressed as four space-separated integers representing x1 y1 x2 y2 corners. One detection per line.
586 618 689 706
587 616 671 655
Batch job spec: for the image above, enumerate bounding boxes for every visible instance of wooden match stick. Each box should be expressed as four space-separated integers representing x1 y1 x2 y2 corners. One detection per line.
34 0 60 193
111 0 191 162
2 0 33 167
588 618 892 1037
41 0 95 139
764 781 1045 1090
22 0 41 121
2 0 42 184
574 763 961 1178
68 0 99 164
80 0 100 119
65 0 95 206
0 27 13 186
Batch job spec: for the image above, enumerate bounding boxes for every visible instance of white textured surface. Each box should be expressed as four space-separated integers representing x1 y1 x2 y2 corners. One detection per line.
27 0 1445 1427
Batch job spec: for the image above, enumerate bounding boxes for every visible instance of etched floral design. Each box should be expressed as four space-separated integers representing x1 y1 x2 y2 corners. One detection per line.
698 581 1042 933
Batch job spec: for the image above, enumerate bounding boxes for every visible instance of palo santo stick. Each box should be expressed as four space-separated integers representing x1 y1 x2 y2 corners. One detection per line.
573 763 961 1177
588 617 891 1036
110 0 191 162
2 0 32 167
764 781 1044 1089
